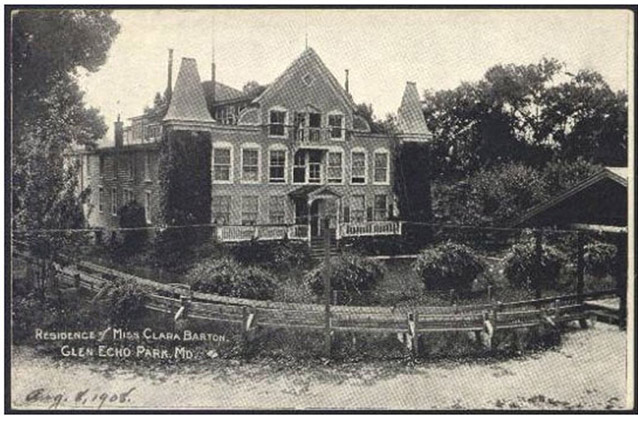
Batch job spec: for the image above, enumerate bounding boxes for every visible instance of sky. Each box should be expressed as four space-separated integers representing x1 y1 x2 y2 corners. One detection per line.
77 9 633 144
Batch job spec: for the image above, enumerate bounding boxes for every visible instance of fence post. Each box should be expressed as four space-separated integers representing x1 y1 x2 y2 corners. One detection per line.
323 219 332 358
242 306 256 358
449 289 455 306
408 312 419 358
576 232 588 328
534 230 543 300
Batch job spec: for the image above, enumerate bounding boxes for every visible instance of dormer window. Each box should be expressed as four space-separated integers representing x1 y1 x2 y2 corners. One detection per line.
328 113 344 140
269 109 286 137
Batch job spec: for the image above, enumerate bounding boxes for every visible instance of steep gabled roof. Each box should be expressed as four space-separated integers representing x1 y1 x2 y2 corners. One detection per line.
397 82 431 136
510 167 628 227
253 47 356 110
201 80 244 103
164 58 213 122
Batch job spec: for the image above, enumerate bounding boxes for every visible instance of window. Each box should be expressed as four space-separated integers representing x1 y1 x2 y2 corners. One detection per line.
308 113 321 142
293 151 306 184
308 150 322 184
374 150 389 184
351 195 366 223
328 114 344 139
374 195 388 221
145 191 152 223
269 110 286 137
241 148 260 182
327 151 343 184
269 149 286 183
351 150 367 184
144 153 151 181
98 187 104 212
111 188 118 215
123 189 133 205
241 196 259 225
213 146 232 182
99 156 105 178
212 196 231 225
269 196 286 224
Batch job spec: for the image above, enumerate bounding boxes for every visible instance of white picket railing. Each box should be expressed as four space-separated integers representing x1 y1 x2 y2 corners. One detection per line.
215 221 400 242
340 221 402 237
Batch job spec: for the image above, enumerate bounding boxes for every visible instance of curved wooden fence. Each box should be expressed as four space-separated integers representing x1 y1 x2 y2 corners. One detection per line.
12 250 617 354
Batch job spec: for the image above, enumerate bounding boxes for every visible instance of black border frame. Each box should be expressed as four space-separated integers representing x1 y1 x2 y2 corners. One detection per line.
4 3 638 415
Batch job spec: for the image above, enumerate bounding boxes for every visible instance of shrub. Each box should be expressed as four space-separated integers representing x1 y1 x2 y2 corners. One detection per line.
186 257 277 300
433 163 548 225
584 241 617 277
412 241 485 292
503 238 565 289
103 278 149 327
230 240 310 273
305 254 385 304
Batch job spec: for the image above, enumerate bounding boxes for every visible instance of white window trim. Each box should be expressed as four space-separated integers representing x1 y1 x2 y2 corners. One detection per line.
241 195 260 225
268 144 288 184
212 142 234 184
268 106 288 139
143 153 152 182
144 190 152 224
111 187 118 216
268 195 286 224
98 186 104 213
350 147 368 185
326 146 345 185
373 147 391 186
327 111 345 141
240 143 262 184
292 150 307 185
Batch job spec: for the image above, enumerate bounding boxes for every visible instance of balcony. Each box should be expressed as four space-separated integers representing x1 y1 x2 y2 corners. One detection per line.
340 221 403 237
295 127 322 144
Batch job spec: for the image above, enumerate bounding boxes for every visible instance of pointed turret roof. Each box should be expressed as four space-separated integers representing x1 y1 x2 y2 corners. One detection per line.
164 58 213 122
397 82 431 138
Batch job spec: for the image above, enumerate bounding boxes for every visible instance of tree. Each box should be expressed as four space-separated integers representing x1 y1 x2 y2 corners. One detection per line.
11 10 120 264
422 58 627 178
354 103 397 134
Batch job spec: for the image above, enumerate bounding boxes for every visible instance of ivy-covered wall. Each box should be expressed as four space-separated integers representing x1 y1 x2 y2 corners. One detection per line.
394 142 433 248
158 129 212 226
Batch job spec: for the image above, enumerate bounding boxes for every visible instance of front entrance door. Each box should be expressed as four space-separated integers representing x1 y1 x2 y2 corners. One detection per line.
310 198 338 239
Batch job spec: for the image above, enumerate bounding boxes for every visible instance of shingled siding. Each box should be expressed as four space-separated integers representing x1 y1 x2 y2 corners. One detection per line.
82 144 161 228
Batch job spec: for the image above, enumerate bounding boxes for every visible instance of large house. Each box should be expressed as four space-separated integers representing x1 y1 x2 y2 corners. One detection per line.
76 47 432 244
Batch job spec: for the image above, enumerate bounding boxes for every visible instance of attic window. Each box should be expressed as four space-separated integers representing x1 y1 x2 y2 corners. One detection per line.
302 73 313 86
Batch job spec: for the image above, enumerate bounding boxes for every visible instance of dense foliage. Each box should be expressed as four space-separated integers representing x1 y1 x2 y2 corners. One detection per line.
412 241 485 292
503 238 566 289
12 10 120 260
112 201 148 260
155 129 213 271
422 58 627 179
583 241 618 278
102 278 148 327
186 257 277 300
230 240 310 273
433 162 549 225
306 254 385 304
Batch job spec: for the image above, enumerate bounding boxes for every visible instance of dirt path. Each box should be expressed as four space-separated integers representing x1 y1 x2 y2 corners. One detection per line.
10 324 628 410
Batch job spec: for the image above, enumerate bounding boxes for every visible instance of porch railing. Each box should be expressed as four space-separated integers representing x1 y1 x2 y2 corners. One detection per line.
215 225 307 242
215 221 400 243
340 221 402 237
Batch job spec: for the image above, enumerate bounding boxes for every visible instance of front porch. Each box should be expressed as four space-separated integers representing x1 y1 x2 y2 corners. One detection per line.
214 220 403 243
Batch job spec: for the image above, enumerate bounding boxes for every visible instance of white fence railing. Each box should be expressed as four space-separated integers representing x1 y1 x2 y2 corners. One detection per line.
215 221 400 242
340 221 402 237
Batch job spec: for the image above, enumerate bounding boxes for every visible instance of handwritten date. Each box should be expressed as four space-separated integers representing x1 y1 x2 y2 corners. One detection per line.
25 387 136 409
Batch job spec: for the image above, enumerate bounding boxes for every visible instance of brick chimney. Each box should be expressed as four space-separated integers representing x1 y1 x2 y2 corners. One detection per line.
114 114 124 148
167 48 174 102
